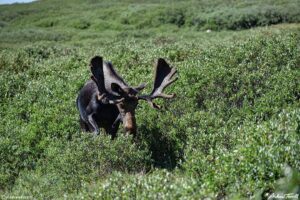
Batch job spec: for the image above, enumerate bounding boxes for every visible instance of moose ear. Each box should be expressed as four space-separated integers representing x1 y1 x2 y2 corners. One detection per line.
134 83 146 92
111 83 127 96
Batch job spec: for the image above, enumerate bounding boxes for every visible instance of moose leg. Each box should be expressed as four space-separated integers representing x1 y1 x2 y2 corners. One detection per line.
105 121 120 140
79 117 89 132
108 114 122 139
112 114 122 129
88 114 100 135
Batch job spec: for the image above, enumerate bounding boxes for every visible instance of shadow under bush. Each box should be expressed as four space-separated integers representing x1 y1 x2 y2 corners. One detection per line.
137 125 182 169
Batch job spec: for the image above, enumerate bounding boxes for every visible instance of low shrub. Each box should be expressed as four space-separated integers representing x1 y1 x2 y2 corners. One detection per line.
0 1 299 196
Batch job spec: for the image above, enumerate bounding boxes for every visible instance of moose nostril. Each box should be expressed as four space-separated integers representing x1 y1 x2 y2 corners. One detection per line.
125 125 133 131
124 124 136 133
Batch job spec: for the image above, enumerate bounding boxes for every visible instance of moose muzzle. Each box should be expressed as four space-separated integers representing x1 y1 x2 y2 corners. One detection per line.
123 112 137 135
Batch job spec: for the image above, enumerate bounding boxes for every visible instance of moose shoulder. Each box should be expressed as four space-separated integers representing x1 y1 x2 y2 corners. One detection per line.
76 56 178 139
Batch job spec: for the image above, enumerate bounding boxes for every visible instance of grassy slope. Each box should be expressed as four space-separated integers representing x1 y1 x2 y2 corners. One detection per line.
0 0 300 199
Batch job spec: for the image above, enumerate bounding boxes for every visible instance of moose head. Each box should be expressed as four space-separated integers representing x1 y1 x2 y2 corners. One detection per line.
76 56 178 139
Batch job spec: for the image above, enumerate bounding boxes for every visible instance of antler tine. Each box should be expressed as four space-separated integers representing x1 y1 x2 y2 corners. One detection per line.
139 96 161 109
168 67 177 80
108 98 125 104
134 83 147 92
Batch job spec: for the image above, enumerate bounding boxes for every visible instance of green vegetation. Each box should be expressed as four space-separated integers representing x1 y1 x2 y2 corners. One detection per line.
0 0 300 199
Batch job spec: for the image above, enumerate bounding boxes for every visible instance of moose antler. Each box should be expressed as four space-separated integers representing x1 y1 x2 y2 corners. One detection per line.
90 56 107 94
90 56 134 104
138 58 178 109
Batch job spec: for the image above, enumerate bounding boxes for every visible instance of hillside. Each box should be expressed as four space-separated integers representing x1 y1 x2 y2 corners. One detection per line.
0 0 300 199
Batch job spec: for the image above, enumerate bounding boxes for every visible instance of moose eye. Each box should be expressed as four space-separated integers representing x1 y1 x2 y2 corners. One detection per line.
116 102 125 109
128 98 138 105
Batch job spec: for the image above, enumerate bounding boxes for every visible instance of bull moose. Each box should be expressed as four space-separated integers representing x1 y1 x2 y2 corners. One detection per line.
76 56 178 139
